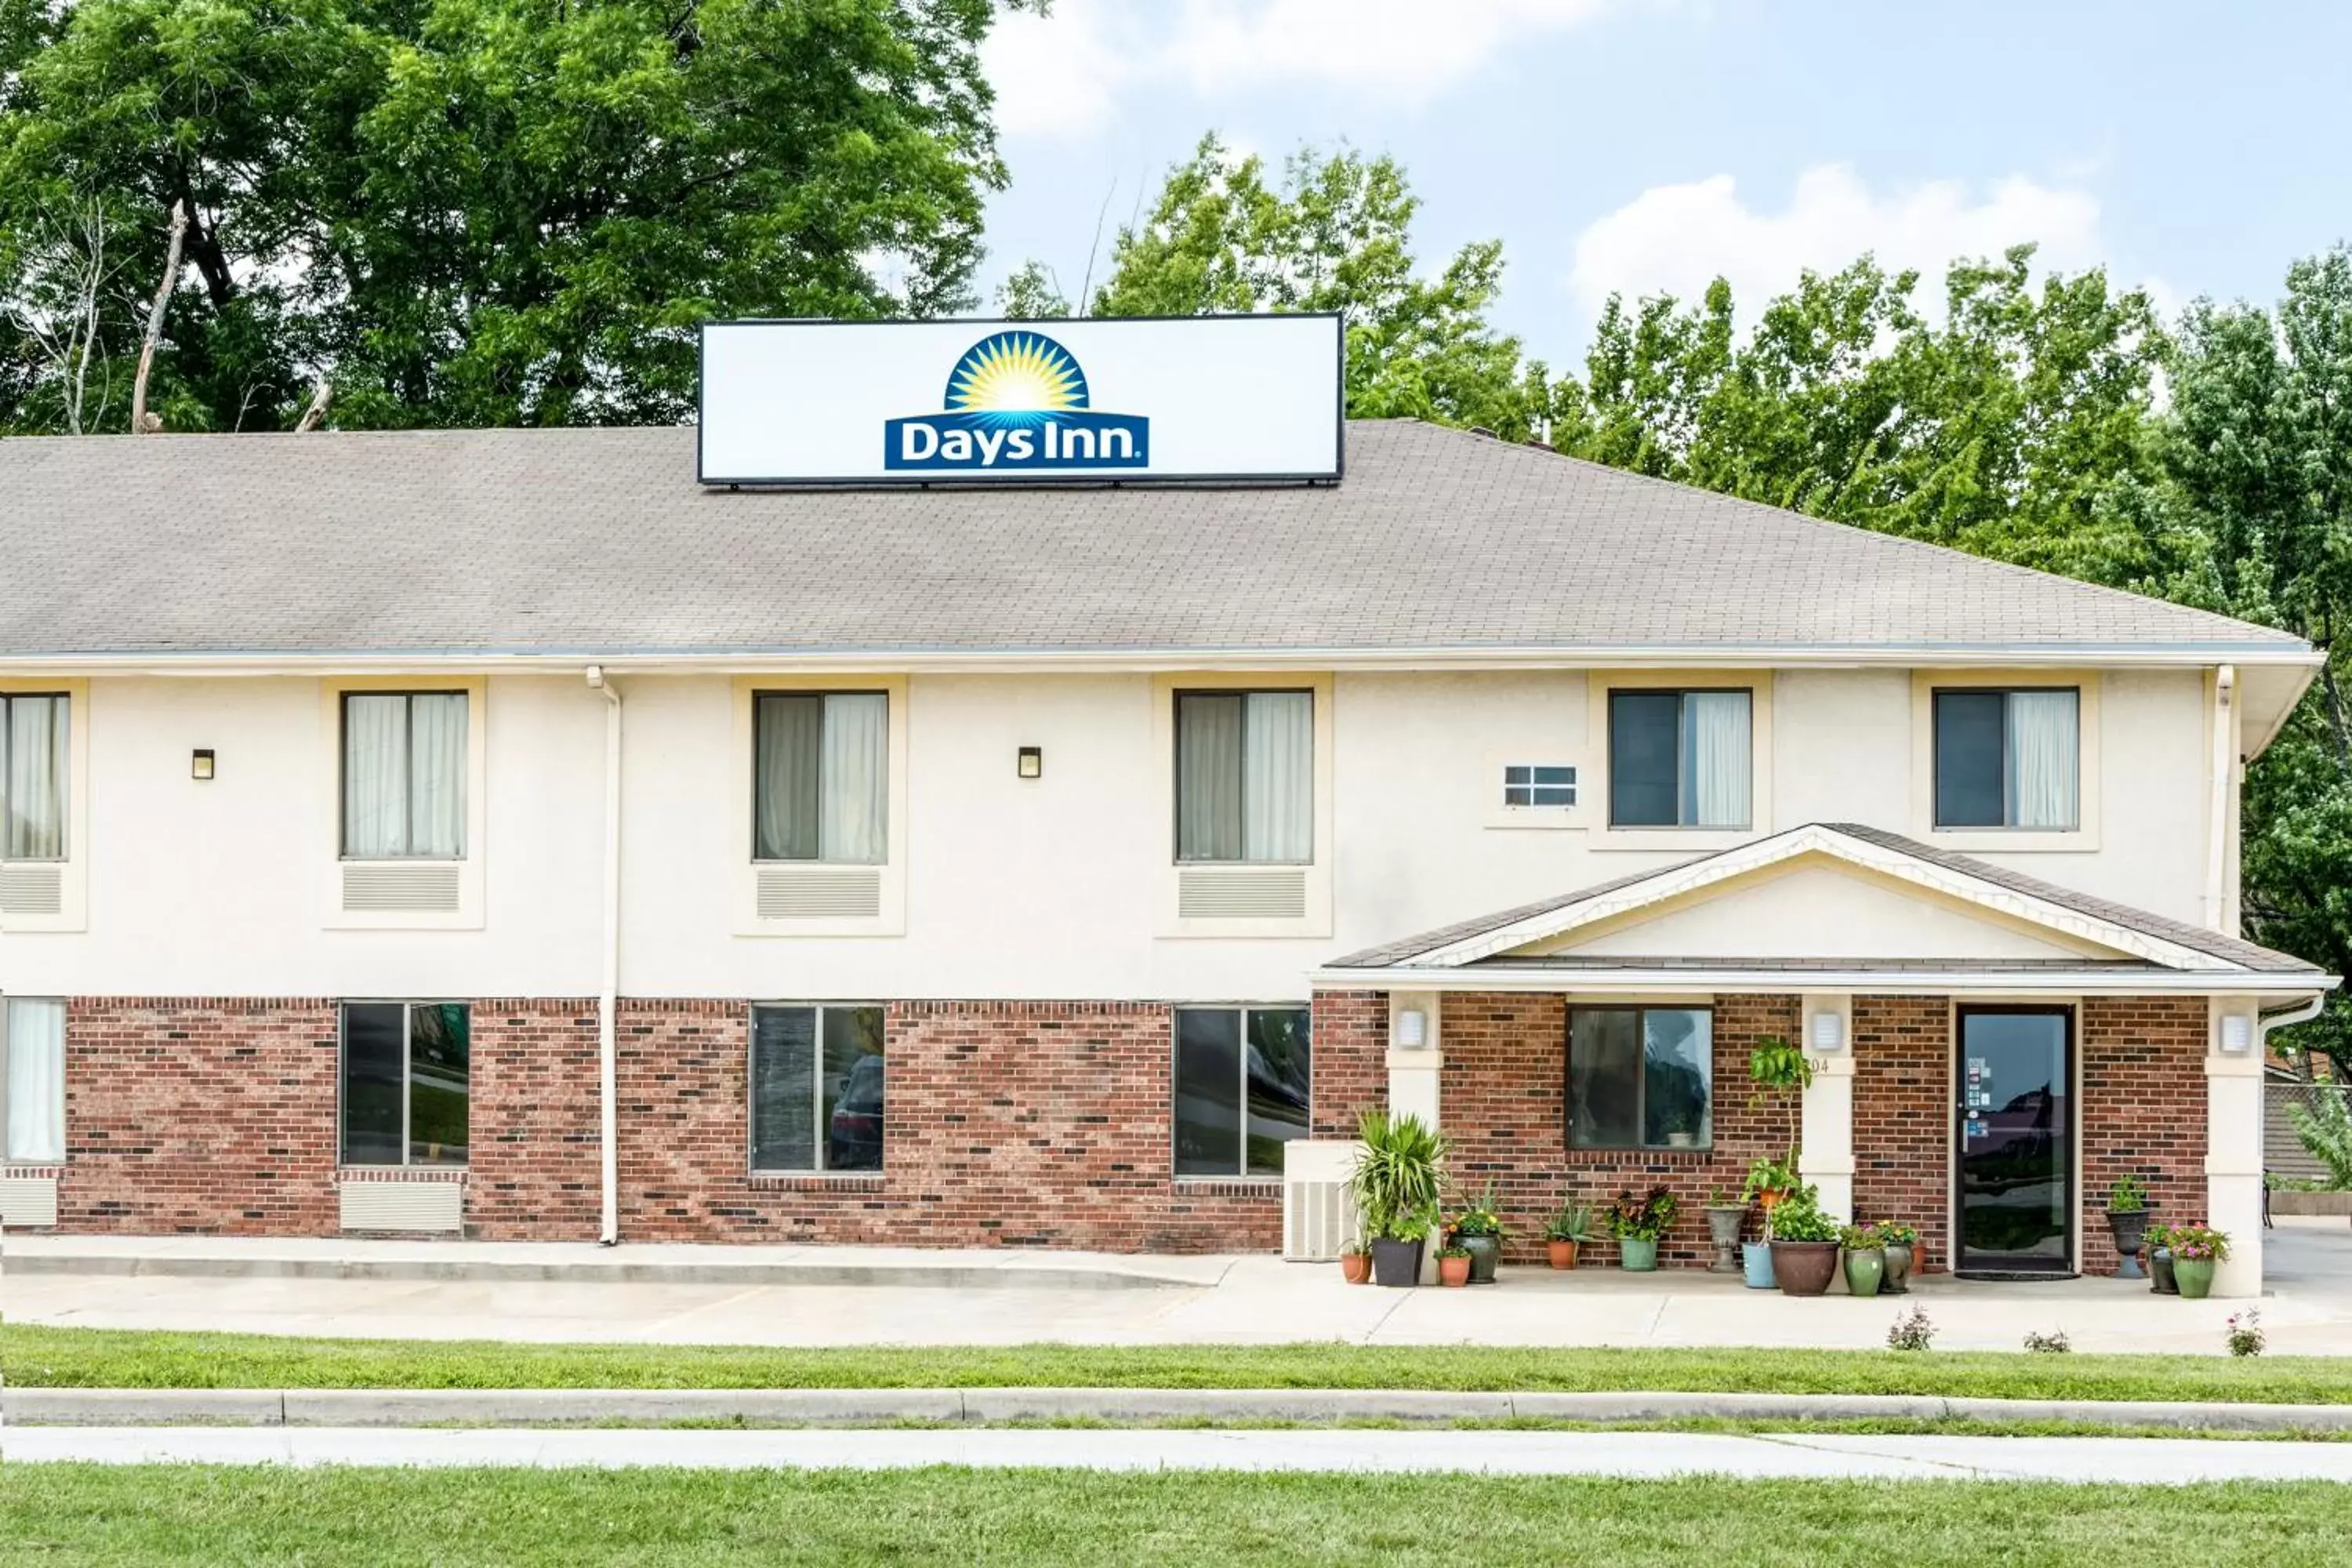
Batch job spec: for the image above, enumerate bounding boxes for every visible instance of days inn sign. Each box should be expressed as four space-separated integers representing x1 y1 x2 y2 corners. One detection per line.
697 314 1343 487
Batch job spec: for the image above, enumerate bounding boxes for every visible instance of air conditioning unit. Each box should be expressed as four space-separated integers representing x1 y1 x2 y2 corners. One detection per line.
1281 1139 1362 1261
339 1178 463 1233
1178 867 1307 920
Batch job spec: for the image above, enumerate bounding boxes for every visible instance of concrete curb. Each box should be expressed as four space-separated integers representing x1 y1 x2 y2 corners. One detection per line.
0 1254 1199 1292
9 1387 2352 1432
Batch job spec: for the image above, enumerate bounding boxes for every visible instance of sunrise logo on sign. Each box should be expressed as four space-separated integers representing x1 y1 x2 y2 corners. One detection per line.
882 331 1149 473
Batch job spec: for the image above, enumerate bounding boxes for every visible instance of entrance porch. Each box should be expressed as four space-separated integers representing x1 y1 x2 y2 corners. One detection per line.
1308 824 2337 1298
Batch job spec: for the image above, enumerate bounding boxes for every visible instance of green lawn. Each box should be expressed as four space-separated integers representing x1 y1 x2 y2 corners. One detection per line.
3 1323 2347 1403
2 1468 2347 1566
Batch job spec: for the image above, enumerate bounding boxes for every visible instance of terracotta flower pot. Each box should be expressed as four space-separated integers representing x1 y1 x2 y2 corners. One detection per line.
1547 1239 1581 1270
1439 1254 1472 1287
1340 1251 1371 1285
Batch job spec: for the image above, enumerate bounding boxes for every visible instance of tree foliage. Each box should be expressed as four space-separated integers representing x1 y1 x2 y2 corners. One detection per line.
0 0 1029 431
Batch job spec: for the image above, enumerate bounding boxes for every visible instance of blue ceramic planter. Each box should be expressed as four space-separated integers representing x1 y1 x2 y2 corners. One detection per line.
1741 1240 1777 1289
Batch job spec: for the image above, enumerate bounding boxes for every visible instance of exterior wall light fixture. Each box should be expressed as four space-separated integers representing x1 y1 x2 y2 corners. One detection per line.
191 748 216 781
1809 1010 1846 1053
1016 746 1043 779
1394 1008 1428 1049
2220 1013 2253 1055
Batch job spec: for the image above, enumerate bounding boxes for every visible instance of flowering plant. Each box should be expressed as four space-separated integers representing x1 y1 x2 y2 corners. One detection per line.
2227 1309 2265 1358
1839 1223 1883 1250
2167 1225 2231 1262
1875 1220 1919 1247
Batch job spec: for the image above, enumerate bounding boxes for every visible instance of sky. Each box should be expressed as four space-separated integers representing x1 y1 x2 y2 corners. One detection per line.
976 0 2352 368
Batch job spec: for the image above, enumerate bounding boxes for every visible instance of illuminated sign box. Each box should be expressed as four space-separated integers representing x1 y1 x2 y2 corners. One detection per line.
697 314 1343 487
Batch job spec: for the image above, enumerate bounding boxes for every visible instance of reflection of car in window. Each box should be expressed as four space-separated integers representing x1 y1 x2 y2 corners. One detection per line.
827 1055 884 1170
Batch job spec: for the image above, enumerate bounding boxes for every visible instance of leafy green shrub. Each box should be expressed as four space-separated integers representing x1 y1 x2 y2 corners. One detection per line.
2288 1089 2352 1189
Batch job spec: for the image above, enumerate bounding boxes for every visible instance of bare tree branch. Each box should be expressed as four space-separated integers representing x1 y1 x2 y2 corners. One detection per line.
132 199 190 434
294 372 332 433
9 199 113 434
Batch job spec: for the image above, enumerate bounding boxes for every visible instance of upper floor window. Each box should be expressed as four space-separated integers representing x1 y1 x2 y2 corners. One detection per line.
750 1004 886 1173
339 1001 470 1167
1 692 68 861
1934 688 2078 830
1174 1006 1311 1177
3 996 65 1163
1175 690 1312 863
1567 1006 1713 1151
342 692 467 859
1609 690 1751 829
1503 763 1577 809
753 693 887 863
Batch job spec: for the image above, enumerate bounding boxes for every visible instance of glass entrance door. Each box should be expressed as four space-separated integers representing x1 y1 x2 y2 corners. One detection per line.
1955 1007 2074 1276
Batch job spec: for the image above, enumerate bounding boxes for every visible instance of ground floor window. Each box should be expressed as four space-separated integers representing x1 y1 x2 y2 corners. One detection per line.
3 996 65 1162
1174 1006 1311 1177
1566 1006 1713 1150
340 1002 470 1167
751 1004 885 1173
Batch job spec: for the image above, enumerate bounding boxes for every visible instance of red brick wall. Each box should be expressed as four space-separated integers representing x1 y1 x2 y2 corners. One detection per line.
60 997 341 1234
1439 992 1802 1265
618 1000 1279 1251
2080 996 2207 1275
1851 995 1950 1273
1309 989 1387 1137
466 1001 602 1241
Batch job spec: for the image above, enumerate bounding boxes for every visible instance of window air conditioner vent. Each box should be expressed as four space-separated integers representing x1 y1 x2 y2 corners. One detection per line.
0 1174 60 1228
757 865 883 920
342 862 461 913
339 1178 463 1233
1178 867 1307 920
0 862 64 916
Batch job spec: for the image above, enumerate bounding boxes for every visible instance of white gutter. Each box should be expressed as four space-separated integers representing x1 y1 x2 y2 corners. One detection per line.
0 643 2323 679
1311 965 2340 996
2259 992 2328 1044
586 666 622 1247
2207 665 2235 933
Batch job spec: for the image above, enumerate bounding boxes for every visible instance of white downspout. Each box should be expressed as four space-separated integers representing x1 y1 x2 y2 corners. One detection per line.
587 666 622 1246
2206 665 2234 933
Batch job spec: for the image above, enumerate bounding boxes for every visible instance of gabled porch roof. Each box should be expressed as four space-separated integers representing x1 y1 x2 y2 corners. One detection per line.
1315 822 2336 996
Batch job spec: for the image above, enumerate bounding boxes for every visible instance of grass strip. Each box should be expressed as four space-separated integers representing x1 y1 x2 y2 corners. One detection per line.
4 1466 2350 1566
4 1323 2347 1403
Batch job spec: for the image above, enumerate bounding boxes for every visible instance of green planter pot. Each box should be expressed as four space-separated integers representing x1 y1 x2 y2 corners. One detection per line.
2173 1257 2217 1300
1619 1236 1660 1272
1458 1233 1502 1285
1842 1247 1885 1298
2149 1247 2178 1295
1882 1242 1913 1294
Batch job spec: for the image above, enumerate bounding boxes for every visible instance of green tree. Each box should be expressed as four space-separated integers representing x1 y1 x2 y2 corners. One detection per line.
1076 134 1556 439
0 0 1031 432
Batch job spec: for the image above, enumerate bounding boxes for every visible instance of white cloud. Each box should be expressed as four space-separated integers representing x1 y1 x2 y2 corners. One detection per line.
1566 164 2122 323
985 0 1614 139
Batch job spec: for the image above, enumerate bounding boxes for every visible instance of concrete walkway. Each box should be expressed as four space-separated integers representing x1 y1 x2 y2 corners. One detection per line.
8 1221 2351 1353
10 1425 2352 1481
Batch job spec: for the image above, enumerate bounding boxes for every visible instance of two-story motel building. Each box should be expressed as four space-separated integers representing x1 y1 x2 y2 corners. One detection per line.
0 319 2332 1297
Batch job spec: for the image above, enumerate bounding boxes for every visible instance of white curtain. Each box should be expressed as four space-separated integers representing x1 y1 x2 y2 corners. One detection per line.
5 695 66 860
1177 695 1243 861
819 693 887 864
2007 690 2079 829
1242 691 1313 862
1682 691 1751 829
408 693 467 858
343 694 408 857
5 997 65 1163
754 695 821 860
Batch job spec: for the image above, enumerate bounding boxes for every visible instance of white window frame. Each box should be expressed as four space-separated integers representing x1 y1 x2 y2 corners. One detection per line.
732 676 907 936
336 999 473 1170
1911 671 2101 852
1152 672 1334 938
1588 671 1772 852
747 1001 887 1176
1 995 67 1164
320 676 488 930
0 678 88 932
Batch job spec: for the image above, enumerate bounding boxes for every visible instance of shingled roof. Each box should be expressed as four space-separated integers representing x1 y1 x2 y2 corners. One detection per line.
0 419 2314 659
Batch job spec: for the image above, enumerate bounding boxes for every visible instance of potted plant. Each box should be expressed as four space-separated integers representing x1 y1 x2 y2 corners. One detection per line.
1437 1243 1472 1287
1447 1179 1507 1285
2169 1225 2230 1299
1840 1222 1886 1298
2106 1174 2154 1279
1339 1228 1371 1285
1740 1231 1777 1290
1765 1185 1841 1296
1748 1035 1814 1108
1348 1108 1450 1288
1700 1187 1747 1273
1606 1185 1679 1271
1544 1200 1593 1269
2145 1223 2178 1295
1876 1220 1919 1294
1742 1150 1802 1217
